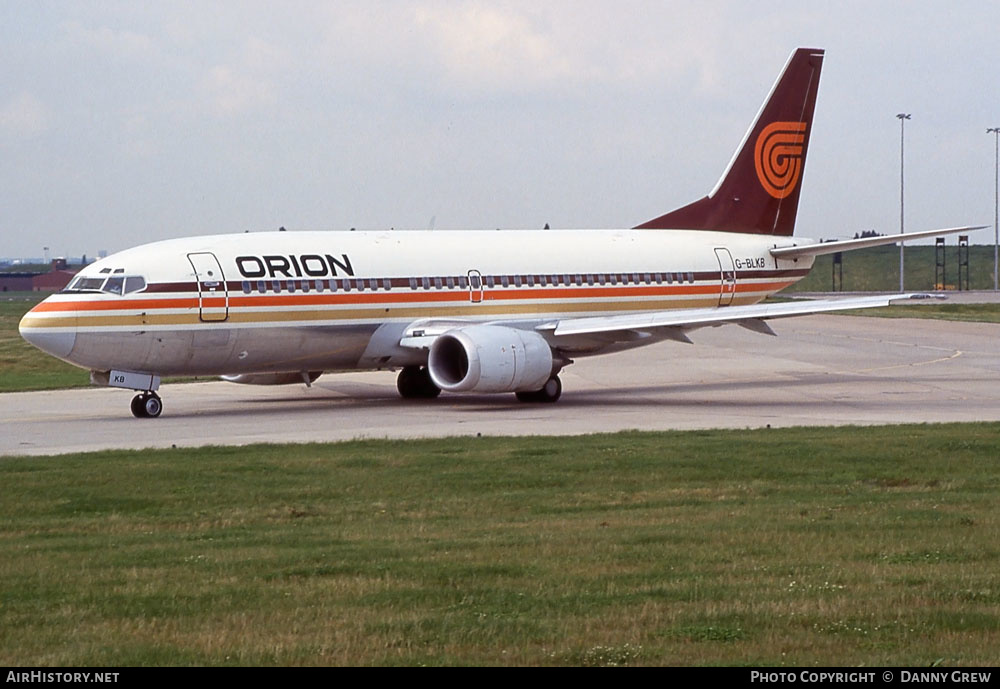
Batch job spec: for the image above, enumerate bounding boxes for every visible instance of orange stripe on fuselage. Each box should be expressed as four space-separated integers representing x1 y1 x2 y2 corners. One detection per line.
30 296 197 312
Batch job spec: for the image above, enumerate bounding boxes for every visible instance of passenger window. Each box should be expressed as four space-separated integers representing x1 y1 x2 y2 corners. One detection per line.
241 281 251 294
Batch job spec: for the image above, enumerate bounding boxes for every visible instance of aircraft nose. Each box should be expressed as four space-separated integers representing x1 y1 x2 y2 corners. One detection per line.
19 301 77 359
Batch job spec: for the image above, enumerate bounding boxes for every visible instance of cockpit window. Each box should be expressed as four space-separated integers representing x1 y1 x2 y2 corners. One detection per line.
124 276 146 294
103 276 125 295
64 274 148 295
69 277 107 292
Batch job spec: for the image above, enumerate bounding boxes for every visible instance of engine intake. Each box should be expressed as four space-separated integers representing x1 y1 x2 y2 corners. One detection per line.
428 325 553 393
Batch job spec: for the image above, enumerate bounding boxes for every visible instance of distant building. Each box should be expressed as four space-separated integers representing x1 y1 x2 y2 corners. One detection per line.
0 259 81 292
0 273 35 292
32 269 78 291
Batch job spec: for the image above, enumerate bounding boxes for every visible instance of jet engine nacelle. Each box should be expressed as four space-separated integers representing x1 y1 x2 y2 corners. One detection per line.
428 325 554 393
221 371 322 386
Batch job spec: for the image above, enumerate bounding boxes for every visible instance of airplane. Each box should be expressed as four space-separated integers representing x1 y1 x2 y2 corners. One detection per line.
19 47 983 418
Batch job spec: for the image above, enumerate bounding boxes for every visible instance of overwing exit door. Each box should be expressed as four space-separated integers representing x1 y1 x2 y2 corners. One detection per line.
467 270 484 303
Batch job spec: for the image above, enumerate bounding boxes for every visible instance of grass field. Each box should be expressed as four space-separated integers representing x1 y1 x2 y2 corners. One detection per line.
838 303 1000 323
1 426 998 666
788 244 997 293
0 295 90 392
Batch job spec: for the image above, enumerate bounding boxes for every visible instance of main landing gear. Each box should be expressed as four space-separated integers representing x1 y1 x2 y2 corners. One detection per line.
130 391 163 418
515 375 562 404
397 366 441 399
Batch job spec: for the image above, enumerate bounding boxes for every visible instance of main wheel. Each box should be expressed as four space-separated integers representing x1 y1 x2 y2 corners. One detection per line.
397 366 441 399
515 375 562 404
131 394 147 418
538 375 562 403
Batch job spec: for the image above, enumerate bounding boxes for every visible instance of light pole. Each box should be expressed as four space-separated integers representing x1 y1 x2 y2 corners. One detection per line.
897 113 911 292
989 127 1000 291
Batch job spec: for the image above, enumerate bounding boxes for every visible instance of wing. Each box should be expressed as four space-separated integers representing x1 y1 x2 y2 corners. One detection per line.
398 294 940 355
548 293 937 344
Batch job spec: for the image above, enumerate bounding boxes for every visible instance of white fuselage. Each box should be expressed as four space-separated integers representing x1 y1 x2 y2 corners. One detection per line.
19 228 812 378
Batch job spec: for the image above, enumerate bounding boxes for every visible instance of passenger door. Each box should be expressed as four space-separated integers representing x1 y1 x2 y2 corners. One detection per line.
188 252 229 322
714 248 737 307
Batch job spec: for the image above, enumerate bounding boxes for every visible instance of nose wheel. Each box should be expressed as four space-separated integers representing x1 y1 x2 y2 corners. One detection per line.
130 392 163 418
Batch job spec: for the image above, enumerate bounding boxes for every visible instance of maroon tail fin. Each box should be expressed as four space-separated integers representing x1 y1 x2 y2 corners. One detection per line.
635 47 824 236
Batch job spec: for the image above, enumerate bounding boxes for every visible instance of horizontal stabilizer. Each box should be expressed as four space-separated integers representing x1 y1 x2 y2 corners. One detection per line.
770 226 987 259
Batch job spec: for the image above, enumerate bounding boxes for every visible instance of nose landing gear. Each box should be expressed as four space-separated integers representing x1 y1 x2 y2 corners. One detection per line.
130 392 163 418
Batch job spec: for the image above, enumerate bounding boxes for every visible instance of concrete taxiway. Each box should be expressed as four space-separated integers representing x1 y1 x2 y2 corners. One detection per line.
2 314 998 456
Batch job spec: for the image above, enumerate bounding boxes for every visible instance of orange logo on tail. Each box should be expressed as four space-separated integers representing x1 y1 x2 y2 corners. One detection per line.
754 121 807 199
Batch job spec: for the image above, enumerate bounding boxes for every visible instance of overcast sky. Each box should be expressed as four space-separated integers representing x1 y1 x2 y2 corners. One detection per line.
2 1 999 259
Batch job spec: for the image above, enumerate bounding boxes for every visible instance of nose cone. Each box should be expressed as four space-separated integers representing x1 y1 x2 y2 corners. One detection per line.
19 301 77 359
